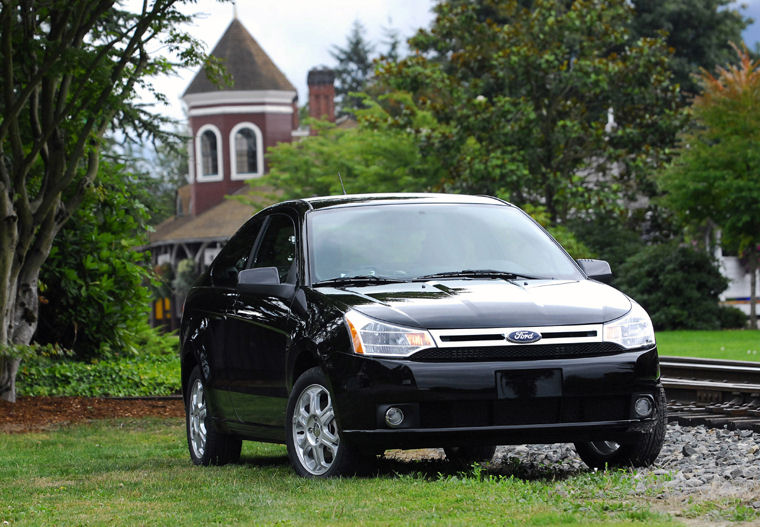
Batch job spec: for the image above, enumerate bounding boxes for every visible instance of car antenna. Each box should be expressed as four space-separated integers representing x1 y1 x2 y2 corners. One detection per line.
338 171 347 195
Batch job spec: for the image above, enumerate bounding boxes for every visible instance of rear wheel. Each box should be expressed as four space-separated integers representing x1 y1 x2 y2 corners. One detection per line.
574 386 666 469
444 445 497 467
185 365 241 465
286 367 372 477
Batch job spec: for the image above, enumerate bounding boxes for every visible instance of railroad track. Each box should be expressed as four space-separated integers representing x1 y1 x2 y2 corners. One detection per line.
661 355 760 432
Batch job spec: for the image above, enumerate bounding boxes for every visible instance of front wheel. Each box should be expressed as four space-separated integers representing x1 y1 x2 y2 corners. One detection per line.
286 367 371 477
185 365 241 466
574 386 666 469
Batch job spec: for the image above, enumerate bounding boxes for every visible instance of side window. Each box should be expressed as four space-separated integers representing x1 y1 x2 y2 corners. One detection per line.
252 214 297 284
210 218 262 287
200 130 218 176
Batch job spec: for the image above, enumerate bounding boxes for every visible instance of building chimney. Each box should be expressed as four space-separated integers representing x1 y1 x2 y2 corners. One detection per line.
307 68 336 127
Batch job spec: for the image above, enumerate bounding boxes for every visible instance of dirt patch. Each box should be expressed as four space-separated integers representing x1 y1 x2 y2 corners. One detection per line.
0 396 185 433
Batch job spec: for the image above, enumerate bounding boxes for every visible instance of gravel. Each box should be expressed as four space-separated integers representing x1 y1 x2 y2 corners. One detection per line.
491 423 760 498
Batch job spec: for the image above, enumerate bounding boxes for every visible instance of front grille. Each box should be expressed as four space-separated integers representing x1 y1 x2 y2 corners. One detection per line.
410 342 626 362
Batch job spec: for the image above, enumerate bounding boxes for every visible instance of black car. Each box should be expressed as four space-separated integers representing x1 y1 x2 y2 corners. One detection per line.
181 193 664 477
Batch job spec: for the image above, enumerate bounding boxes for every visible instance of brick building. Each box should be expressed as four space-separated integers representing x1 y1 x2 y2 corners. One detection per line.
145 17 335 327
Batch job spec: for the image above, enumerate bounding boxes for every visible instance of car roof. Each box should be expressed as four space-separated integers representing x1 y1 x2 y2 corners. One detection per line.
291 193 509 211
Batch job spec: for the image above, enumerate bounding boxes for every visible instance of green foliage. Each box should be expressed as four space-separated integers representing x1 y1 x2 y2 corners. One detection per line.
660 51 760 252
521 204 594 259
630 0 750 96
377 0 684 223
16 338 179 397
616 243 728 330
35 161 161 360
658 46 760 326
245 92 447 204
113 128 191 225
568 214 647 276
330 20 405 116
171 259 199 298
717 306 748 329
0 343 63 361
330 20 375 115
0 0 224 402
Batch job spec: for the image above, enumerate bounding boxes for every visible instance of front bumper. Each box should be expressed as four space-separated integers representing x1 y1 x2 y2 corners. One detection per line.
324 346 660 449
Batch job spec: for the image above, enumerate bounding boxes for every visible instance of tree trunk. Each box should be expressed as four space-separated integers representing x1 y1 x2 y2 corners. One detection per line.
750 252 758 330
0 205 57 403
0 357 21 402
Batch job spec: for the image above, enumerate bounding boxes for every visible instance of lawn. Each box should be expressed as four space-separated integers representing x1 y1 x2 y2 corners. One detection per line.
656 329 760 362
0 418 680 527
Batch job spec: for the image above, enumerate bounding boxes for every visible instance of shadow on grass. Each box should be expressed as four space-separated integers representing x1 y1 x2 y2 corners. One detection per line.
238 454 290 468
373 454 585 482
235 448 587 482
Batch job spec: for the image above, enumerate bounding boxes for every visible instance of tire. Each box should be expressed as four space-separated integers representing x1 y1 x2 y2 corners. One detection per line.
185 365 242 466
286 366 371 477
574 386 666 469
444 445 497 467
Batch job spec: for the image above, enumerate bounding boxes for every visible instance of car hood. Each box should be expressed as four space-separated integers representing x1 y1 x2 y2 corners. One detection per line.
315 279 631 329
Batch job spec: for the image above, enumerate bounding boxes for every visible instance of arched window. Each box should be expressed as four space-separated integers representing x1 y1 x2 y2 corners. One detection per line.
201 131 218 176
195 124 223 182
230 122 264 180
235 128 257 174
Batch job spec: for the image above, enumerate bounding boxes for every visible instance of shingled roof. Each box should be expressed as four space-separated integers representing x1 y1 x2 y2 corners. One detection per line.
184 18 296 95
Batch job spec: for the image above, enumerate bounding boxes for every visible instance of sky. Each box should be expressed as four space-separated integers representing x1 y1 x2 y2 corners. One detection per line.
136 0 435 121
137 0 760 122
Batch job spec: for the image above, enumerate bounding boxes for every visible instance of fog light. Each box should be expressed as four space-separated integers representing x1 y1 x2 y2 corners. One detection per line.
634 396 653 418
385 407 405 427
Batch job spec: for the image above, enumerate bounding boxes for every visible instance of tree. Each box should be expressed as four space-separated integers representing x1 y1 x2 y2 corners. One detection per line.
330 20 375 116
116 128 191 225
0 1 217 402
35 161 161 360
329 20 406 116
377 0 684 224
616 243 729 330
659 46 760 329
246 92 447 203
250 90 592 258
630 0 750 96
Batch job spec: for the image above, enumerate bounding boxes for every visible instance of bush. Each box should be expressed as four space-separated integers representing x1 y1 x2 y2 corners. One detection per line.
15 337 180 397
35 162 161 360
718 306 747 329
616 243 728 330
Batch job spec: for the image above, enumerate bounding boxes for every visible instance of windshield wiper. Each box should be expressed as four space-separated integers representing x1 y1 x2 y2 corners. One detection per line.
414 269 541 281
312 275 407 287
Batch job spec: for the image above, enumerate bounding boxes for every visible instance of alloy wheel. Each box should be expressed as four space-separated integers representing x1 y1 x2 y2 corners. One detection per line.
188 378 207 459
291 383 340 475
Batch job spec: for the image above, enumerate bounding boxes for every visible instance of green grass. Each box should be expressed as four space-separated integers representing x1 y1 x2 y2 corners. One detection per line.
656 329 760 362
0 418 680 526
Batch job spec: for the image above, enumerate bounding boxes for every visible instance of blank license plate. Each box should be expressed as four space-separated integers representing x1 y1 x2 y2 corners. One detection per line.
496 369 562 399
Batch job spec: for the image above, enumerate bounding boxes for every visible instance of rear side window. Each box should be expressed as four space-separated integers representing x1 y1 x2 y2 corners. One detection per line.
210 217 262 287
252 214 297 284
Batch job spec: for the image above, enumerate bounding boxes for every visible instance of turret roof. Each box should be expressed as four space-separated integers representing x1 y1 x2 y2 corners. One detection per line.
184 18 296 96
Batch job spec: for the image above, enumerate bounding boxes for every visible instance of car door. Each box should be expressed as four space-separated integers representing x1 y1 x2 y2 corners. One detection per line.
225 210 299 428
200 216 264 421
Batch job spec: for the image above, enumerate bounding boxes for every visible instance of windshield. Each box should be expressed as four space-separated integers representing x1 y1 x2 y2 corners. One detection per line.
307 203 584 283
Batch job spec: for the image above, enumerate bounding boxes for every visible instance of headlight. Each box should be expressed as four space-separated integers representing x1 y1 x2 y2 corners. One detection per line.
344 310 435 357
603 301 655 349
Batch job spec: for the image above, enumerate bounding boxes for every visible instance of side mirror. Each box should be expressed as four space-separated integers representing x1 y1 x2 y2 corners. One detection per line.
239 267 280 285
237 267 295 298
577 259 613 284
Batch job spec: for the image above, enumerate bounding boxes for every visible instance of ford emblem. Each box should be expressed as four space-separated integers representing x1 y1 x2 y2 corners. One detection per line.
506 330 542 344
